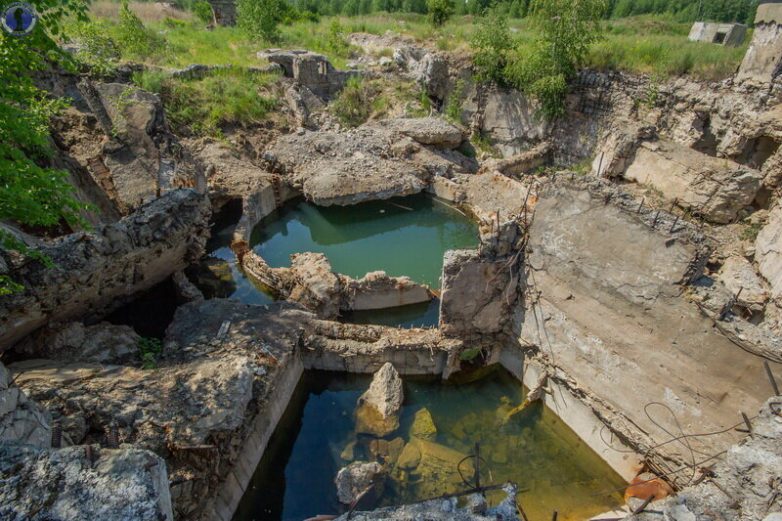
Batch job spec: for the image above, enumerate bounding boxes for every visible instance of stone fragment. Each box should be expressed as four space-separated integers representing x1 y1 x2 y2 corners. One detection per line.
756 202 782 301
368 437 405 466
335 461 385 505
623 140 762 223
0 362 50 448
409 408 437 441
355 363 404 437
717 256 769 309
394 437 474 500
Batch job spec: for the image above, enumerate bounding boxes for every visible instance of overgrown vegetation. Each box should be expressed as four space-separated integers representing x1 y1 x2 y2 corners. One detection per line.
237 0 289 42
116 0 167 59
138 336 163 369
1 0 91 294
330 76 377 127
505 0 608 118
133 68 279 136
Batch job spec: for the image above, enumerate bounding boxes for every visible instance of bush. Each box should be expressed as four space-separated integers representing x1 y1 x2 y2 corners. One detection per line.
116 0 167 59
71 21 121 76
471 9 513 83
330 76 373 127
192 0 214 24
237 0 289 42
427 0 453 27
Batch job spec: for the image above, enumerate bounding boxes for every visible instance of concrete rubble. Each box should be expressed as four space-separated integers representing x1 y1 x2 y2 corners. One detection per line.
0 189 210 348
3 19 782 521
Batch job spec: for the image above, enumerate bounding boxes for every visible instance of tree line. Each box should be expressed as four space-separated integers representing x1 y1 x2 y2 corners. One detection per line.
286 0 760 24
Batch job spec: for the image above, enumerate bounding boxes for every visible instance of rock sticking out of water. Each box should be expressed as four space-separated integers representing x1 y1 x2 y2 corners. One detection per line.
335 461 386 505
355 363 403 437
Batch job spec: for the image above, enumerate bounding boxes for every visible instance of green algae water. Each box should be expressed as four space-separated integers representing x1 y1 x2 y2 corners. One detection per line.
250 193 479 289
234 367 627 521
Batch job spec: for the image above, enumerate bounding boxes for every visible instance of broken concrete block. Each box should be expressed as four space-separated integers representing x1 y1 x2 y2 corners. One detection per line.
623 140 762 223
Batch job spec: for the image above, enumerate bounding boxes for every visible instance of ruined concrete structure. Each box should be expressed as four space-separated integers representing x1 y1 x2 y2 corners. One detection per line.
687 21 747 46
737 2 782 83
2 17 782 521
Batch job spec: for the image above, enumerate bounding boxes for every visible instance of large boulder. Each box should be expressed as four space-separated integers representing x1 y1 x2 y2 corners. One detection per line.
355 363 404 437
623 139 762 223
394 437 474 500
335 461 385 505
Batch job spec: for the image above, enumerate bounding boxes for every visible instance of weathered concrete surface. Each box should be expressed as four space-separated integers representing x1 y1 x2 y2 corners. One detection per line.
79 82 205 215
11 298 310 520
258 49 357 100
717 255 770 310
737 3 782 84
440 249 520 342
463 86 548 157
687 21 746 46
13 322 141 364
335 461 385 504
0 444 173 521
262 118 473 205
0 362 50 448
240 250 432 318
623 140 762 223
345 271 432 311
0 189 210 348
757 201 782 301
303 319 461 375
628 398 782 521
516 179 780 477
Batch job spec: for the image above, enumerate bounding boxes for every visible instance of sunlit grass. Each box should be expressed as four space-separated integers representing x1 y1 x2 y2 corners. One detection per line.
70 9 750 81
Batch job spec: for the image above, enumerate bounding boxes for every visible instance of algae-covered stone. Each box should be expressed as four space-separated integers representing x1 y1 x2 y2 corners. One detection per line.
341 439 357 462
410 408 437 441
394 438 474 500
397 441 421 470
355 363 403 437
369 437 405 466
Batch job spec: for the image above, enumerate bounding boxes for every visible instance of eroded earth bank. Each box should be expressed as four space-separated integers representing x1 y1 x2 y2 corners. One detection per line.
3 6 782 521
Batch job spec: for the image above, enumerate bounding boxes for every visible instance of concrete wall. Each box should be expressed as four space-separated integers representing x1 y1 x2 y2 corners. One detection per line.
210 354 304 521
737 3 782 83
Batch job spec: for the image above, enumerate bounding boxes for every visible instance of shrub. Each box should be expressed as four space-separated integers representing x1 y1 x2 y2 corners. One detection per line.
138 337 163 369
330 76 373 127
470 9 513 83
237 0 289 42
427 0 453 27
116 0 167 59
445 79 464 122
192 0 214 24
71 21 121 76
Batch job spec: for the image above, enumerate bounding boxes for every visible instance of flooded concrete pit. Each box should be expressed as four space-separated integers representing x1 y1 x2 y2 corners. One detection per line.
3 19 782 521
198 193 478 327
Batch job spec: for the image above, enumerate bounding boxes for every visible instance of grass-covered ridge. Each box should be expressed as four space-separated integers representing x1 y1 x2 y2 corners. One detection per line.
66 2 750 83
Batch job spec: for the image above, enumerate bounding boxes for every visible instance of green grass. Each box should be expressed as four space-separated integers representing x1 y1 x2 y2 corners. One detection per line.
68 10 749 82
133 68 280 136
